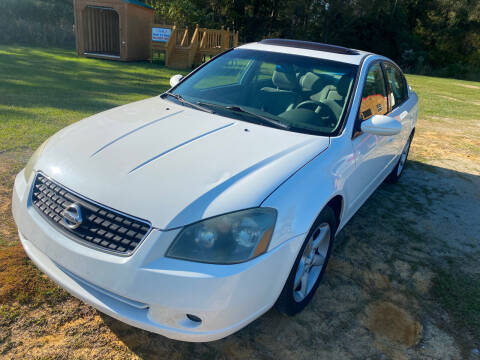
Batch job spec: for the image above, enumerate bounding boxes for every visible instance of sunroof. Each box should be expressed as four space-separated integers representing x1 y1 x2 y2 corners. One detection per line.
259 39 359 55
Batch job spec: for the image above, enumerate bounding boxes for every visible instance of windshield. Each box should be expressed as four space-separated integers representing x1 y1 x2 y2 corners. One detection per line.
169 49 358 135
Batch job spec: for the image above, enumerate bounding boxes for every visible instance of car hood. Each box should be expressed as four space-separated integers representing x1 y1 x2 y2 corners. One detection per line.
36 97 330 229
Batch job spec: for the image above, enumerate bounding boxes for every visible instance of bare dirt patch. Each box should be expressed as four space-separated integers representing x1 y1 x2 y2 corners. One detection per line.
436 94 480 106
455 83 480 89
0 151 29 247
410 118 480 176
364 301 422 347
0 245 69 306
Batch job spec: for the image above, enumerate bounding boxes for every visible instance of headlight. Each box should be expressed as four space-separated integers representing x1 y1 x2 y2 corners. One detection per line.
24 138 49 182
166 208 277 264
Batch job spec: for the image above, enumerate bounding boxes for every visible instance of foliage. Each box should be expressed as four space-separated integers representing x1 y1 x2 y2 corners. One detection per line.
145 0 480 79
0 0 479 78
0 0 74 47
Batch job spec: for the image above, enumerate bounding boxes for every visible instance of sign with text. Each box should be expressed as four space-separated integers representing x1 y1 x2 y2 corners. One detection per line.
152 27 171 42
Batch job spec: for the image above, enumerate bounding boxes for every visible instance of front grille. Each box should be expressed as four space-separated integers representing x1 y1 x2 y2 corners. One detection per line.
31 173 151 255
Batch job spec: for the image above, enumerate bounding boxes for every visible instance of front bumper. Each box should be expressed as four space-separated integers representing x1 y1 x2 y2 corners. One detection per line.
12 170 304 342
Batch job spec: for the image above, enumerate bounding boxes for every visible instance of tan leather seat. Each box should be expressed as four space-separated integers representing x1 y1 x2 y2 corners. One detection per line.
312 75 350 102
258 65 300 115
311 75 352 118
299 72 323 93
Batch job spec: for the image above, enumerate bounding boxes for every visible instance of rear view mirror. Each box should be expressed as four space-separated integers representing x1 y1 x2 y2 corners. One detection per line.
170 74 184 88
361 115 402 136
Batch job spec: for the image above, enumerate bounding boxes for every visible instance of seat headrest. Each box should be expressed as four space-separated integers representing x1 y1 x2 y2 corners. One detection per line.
336 75 352 98
299 72 322 92
272 64 297 91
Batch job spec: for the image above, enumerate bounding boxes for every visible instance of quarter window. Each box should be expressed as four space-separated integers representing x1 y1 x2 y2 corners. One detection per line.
384 63 408 108
359 63 388 120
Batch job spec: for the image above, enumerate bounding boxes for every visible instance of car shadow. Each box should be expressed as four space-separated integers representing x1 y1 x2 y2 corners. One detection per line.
99 160 480 359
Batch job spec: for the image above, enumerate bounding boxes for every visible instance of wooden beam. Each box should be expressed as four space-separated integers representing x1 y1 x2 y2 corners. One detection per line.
189 24 200 67
181 27 189 47
222 27 229 50
165 24 176 67
199 29 206 49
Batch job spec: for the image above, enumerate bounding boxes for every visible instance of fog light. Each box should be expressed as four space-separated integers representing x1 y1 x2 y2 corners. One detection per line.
186 314 202 323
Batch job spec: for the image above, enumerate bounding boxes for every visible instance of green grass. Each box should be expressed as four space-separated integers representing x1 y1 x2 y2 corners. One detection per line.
432 268 480 341
406 74 480 122
0 46 187 153
0 305 20 327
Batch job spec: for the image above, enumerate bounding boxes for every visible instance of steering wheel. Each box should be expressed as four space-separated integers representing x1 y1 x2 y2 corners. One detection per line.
295 100 323 112
294 100 337 128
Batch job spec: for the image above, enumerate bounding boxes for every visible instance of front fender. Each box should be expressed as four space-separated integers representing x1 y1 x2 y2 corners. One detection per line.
263 139 355 250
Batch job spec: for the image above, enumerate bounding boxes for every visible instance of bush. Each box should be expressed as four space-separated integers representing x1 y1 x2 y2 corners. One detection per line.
0 0 75 48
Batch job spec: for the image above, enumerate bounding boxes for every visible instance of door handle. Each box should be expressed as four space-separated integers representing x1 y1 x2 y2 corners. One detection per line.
400 111 408 121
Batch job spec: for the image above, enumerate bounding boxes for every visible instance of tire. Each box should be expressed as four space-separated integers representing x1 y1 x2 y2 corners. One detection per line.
385 130 414 184
275 206 336 316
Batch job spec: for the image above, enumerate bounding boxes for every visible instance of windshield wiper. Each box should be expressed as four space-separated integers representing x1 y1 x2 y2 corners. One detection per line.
198 102 289 130
162 93 214 114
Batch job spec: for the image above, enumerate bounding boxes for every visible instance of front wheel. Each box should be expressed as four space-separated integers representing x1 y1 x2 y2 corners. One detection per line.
275 206 336 316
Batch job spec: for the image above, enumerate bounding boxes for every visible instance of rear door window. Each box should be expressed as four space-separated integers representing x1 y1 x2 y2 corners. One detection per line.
384 63 408 109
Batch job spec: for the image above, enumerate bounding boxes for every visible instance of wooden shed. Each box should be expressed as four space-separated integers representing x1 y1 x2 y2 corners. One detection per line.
74 0 154 61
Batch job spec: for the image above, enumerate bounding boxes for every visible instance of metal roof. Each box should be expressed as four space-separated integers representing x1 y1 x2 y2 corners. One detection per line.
124 0 153 9
238 41 370 65
260 39 359 55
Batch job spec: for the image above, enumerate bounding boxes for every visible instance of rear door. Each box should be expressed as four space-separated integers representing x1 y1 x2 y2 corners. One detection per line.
383 62 412 153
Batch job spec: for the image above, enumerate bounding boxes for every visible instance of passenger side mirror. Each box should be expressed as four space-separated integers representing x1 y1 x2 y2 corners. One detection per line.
361 115 402 136
170 74 184 88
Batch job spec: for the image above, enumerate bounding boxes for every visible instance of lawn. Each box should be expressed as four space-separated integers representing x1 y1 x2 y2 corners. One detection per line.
0 46 185 153
1 46 478 153
0 46 479 359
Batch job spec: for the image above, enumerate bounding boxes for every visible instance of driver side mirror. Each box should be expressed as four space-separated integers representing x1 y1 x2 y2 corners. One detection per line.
170 74 184 88
361 115 402 136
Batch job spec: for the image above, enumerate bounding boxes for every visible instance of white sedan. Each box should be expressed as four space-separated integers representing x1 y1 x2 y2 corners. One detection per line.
12 39 418 342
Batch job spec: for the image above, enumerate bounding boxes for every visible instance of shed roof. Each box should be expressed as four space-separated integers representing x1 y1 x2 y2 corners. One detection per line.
124 0 153 9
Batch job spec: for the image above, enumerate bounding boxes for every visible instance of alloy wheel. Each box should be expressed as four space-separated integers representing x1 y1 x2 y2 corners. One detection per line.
293 223 331 302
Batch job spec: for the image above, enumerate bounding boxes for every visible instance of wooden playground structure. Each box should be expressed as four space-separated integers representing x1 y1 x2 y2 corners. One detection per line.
151 24 239 68
73 0 239 68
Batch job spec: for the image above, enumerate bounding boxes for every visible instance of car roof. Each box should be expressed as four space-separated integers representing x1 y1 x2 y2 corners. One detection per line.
237 39 372 65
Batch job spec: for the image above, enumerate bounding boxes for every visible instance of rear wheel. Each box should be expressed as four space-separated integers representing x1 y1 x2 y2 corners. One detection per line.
385 131 414 183
275 206 336 316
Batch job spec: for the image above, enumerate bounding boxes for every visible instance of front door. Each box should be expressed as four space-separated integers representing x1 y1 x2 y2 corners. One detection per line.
348 62 392 213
